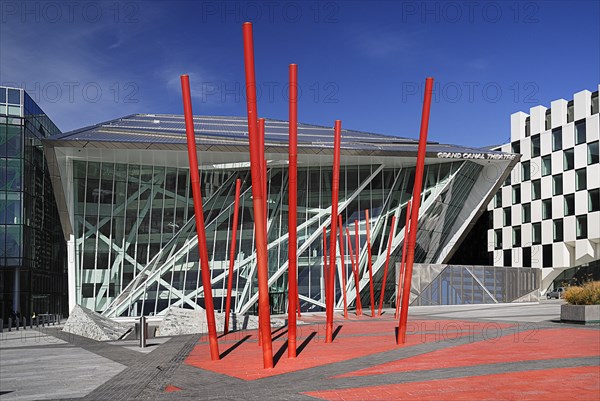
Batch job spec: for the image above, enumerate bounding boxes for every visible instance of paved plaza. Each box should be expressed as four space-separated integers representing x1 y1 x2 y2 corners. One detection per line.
1 300 598 400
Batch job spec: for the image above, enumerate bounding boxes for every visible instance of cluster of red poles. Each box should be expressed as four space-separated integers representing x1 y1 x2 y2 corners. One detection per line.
179 22 434 369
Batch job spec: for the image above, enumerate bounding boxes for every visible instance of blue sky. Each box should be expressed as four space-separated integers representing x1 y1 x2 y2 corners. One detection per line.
1 0 598 147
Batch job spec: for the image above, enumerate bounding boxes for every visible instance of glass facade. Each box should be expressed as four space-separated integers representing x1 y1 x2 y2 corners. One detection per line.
412 264 540 305
0 87 67 320
73 158 486 317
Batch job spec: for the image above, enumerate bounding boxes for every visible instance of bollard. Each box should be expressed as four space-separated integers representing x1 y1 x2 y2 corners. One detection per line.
35 316 39 328
30 317 33 329
15 316 19 331
22 317 26 330
139 316 147 348
0 318 3 333
8 318 12 332
57 314 61 325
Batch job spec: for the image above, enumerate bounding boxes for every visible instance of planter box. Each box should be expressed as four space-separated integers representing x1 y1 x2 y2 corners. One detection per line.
561 304 600 324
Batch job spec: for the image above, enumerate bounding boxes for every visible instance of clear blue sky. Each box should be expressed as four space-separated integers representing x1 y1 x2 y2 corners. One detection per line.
1 1 598 147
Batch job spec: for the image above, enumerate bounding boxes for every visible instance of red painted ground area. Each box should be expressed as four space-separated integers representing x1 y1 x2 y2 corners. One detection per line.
337 328 600 378
306 366 600 401
184 317 513 381
163 385 182 393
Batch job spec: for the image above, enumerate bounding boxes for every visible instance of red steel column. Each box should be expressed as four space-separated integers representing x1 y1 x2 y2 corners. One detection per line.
378 215 396 316
180 75 220 360
287 64 298 358
323 227 328 290
345 226 361 316
398 77 434 345
354 220 362 316
326 120 342 343
224 178 242 334
338 216 348 319
242 22 273 368
364 209 375 317
395 200 411 319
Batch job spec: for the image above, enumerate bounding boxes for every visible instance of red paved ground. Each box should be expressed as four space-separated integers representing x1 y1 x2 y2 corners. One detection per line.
184 316 513 381
163 385 182 393
336 327 600 377
305 365 600 401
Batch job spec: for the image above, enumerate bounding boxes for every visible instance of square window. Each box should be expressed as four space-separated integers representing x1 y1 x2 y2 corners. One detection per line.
532 222 542 245
511 141 521 154
521 161 530 181
542 199 552 220
588 141 599 165
522 203 531 223
564 194 575 216
576 168 586 191
494 229 502 249
563 148 574 171
523 247 532 267
504 174 511 186
553 174 563 195
532 179 541 200
512 184 521 204
494 191 502 208
543 244 553 267
567 101 574 123
503 207 511 226
575 119 586 144
552 128 562 151
0 87 6 103
7 88 20 105
513 226 521 247
542 155 552 176
553 219 564 241
525 117 531 137
504 249 512 266
592 91 599 115
545 110 552 131
531 135 541 157
589 189 600 212
576 215 587 239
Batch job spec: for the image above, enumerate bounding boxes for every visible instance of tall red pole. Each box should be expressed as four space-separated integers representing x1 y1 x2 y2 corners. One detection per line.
364 209 375 317
287 64 298 358
338 216 348 319
354 220 362 316
242 22 273 368
378 215 396 316
398 77 434 345
224 178 242 334
180 75 220 360
326 120 342 343
395 200 412 319
345 226 362 316
323 226 329 290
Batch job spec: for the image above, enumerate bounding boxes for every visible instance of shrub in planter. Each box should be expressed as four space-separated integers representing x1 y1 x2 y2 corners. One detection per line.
564 281 600 305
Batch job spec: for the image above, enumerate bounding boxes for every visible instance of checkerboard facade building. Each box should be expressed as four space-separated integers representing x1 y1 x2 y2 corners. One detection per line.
488 87 600 292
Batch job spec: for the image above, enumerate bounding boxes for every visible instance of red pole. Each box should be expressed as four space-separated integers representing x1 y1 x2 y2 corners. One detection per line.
323 226 328 290
378 215 396 316
398 77 434 345
242 22 273 368
224 178 242 334
345 226 361 316
326 120 342 343
395 200 411 319
287 64 298 359
338 216 348 319
354 220 362 316
364 209 375 317
180 75 220 360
